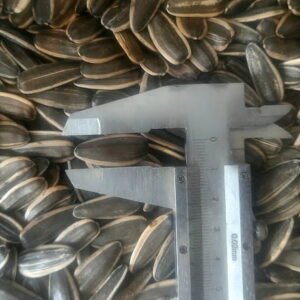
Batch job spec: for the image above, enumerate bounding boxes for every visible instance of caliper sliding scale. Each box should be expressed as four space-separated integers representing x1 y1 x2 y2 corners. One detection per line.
63 84 290 300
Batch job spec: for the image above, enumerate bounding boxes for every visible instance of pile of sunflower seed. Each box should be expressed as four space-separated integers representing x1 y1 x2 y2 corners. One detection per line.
0 0 300 299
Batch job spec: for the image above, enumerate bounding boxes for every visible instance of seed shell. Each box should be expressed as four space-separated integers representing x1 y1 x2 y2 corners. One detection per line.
74 241 122 298
19 244 76 278
73 195 141 219
0 212 23 244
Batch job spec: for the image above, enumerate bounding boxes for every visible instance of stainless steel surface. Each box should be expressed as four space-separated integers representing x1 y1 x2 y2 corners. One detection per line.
64 84 291 300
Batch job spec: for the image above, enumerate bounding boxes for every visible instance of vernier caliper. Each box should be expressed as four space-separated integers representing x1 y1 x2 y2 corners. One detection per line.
63 84 290 300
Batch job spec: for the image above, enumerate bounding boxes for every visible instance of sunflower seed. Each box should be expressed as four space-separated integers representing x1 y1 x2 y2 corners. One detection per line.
176 17 207 40
257 218 293 267
24 185 74 221
66 15 103 44
276 12 300 38
74 241 122 298
0 212 22 244
140 51 168 76
149 143 185 161
0 244 9 271
73 195 141 219
101 0 130 32
77 37 124 64
0 121 29 150
1 39 40 70
0 176 47 211
129 213 173 273
87 0 111 18
224 0 253 16
139 72 163 92
0 92 36 120
245 140 266 169
232 6 286 22
133 28 157 52
136 279 177 300
0 247 18 280
114 264 153 299
256 18 279 37
92 215 147 251
153 231 175 281
32 0 54 25
43 163 60 187
275 250 300 272
34 29 80 60
130 0 162 32
75 134 147 166
50 0 77 28
55 219 100 252
167 0 227 17
246 43 284 104
288 0 300 15
167 61 199 80
189 39 218 72
114 30 145 64
19 244 76 278
148 11 191 65
8 2 33 29
91 264 128 300
265 265 300 283
256 283 300 300
20 205 77 248
18 61 81 94
81 55 138 79
264 36 300 61
279 64 300 85
0 47 20 79
21 275 49 299
29 130 62 142
206 18 234 52
0 279 42 299
5 0 31 14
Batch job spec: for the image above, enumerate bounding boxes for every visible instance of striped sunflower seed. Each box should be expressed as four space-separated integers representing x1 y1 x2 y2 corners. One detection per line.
74 241 122 298
140 51 168 76
18 61 81 94
133 28 158 52
245 140 266 170
0 244 9 271
228 20 262 44
73 195 141 219
19 244 76 278
263 36 300 61
0 247 18 280
246 43 284 104
135 279 177 300
13 139 75 161
114 264 153 299
55 219 101 252
1 39 40 70
0 92 36 120
49 268 80 300
114 30 145 64
153 231 175 281
167 0 227 17
24 185 74 221
36 104 67 131
206 18 234 52
74 134 148 166
34 29 81 60
0 279 42 300
129 213 173 273
8 2 34 29
66 15 104 44
148 11 191 65
91 264 128 300
32 0 54 25
43 163 60 187
0 176 47 211
28 85 91 110
256 18 279 38
77 37 124 64
167 61 199 80
130 0 162 32
92 215 147 252
265 265 300 283
0 47 20 79
276 12 300 38
20 205 77 248
101 0 130 32
257 218 294 267
176 17 208 40
0 212 23 244
75 69 141 90
81 55 138 79
0 121 30 149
